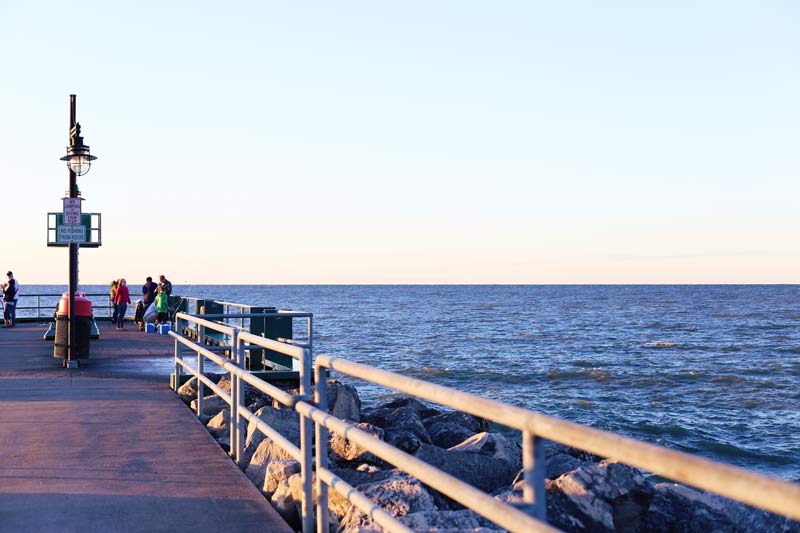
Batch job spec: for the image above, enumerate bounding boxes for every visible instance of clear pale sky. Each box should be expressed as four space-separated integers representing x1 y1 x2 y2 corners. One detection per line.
1 2 798 284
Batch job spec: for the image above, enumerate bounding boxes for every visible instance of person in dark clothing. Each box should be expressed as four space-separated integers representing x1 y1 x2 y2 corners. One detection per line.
158 275 172 296
110 280 119 324
2 271 19 327
142 277 157 307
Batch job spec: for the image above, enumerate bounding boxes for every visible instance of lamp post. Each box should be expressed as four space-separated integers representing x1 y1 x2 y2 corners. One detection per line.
59 94 96 367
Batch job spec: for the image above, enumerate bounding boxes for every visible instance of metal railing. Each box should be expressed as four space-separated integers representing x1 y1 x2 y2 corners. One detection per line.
14 292 113 320
171 312 800 533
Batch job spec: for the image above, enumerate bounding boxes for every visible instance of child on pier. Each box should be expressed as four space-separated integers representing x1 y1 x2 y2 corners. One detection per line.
155 286 169 325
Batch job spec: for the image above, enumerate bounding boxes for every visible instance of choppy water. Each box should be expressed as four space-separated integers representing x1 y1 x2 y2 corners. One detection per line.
22 284 800 481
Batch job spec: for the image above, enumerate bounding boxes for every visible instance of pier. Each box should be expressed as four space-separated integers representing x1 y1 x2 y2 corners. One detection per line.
0 323 292 532
1 301 799 532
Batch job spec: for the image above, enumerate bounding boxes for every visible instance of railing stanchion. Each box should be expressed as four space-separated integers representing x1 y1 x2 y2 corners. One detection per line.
523 431 546 521
173 315 182 392
230 329 242 463
314 362 330 533
298 346 314 533
196 324 205 417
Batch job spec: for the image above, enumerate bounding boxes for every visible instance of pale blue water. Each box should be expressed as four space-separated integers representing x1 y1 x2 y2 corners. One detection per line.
20 284 800 482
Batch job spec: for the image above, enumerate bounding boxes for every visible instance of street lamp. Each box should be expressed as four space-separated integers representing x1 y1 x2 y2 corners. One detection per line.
59 94 96 367
60 123 96 176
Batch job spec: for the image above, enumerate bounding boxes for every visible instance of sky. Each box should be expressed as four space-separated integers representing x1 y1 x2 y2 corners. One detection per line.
1 2 798 284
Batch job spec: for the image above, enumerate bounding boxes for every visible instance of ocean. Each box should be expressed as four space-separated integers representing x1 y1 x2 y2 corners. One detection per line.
19 284 800 482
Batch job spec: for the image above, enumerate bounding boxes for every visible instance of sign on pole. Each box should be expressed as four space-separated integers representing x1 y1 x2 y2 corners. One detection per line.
63 198 82 226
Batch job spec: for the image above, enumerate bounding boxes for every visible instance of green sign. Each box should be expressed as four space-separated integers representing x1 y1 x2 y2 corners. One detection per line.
47 212 102 248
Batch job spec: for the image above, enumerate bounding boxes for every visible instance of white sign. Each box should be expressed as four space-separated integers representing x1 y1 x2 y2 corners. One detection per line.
57 225 86 243
63 198 82 226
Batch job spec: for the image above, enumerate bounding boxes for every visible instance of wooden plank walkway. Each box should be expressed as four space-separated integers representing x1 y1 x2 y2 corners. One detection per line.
0 322 293 533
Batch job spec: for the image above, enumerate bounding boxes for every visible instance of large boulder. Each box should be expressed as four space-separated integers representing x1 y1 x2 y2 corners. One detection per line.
384 429 422 454
449 432 522 473
423 410 491 435
401 509 503 532
415 443 518 494
243 405 301 465
263 459 301 496
326 380 361 421
547 460 653 533
376 396 441 419
329 422 385 466
641 482 800 533
245 437 297 488
177 374 224 404
206 408 230 447
427 421 476 449
338 474 438 533
189 394 228 417
383 407 432 445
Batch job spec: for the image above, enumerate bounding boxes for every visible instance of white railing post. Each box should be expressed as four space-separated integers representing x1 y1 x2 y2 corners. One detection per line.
314 362 329 533
299 347 314 533
196 324 205 417
173 315 182 392
229 329 242 463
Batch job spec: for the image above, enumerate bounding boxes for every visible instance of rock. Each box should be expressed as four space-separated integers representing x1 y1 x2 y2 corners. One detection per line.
326 380 361 421
415 443 518 493
339 474 438 532
270 476 302 531
544 440 604 463
547 460 653 533
176 377 199 404
449 432 522 472
206 408 230 445
542 453 587 480
641 482 800 533
189 394 228 417
377 396 441 419
427 421 476 449
383 407 432 445
263 459 301 496
245 437 298 488
384 429 421 454
243 405 300 466
423 410 491 434
401 509 502 532
329 422 385 465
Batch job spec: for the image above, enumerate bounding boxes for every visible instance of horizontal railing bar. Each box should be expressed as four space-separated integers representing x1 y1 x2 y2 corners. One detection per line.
175 313 236 336
316 467 413 533
295 400 554 533
276 338 310 348
317 354 800 521
238 331 307 360
191 312 313 319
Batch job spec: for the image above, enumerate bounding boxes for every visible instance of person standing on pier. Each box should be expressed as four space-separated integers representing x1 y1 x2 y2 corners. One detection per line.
158 274 172 296
109 280 119 324
2 271 19 328
115 279 131 330
142 277 157 310
154 286 168 325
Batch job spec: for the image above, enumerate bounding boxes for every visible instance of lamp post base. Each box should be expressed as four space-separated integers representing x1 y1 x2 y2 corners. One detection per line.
63 359 79 369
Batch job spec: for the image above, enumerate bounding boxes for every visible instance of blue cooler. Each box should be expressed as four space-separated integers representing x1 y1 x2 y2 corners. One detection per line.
158 323 171 334
145 323 156 333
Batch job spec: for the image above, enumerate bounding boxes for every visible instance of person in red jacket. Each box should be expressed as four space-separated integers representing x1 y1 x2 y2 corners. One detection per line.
114 278 131 330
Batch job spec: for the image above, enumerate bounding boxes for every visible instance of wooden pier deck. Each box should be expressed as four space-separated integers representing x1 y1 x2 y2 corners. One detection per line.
0 322 293 533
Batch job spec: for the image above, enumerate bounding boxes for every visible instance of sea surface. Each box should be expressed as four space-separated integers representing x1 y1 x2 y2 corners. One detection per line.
21 284 800 482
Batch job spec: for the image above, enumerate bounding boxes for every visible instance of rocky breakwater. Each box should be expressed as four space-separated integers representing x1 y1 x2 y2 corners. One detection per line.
177 378 799 533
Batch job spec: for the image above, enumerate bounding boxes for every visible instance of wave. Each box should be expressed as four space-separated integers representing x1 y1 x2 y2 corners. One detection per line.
642 341 676 348
547 368 612 382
